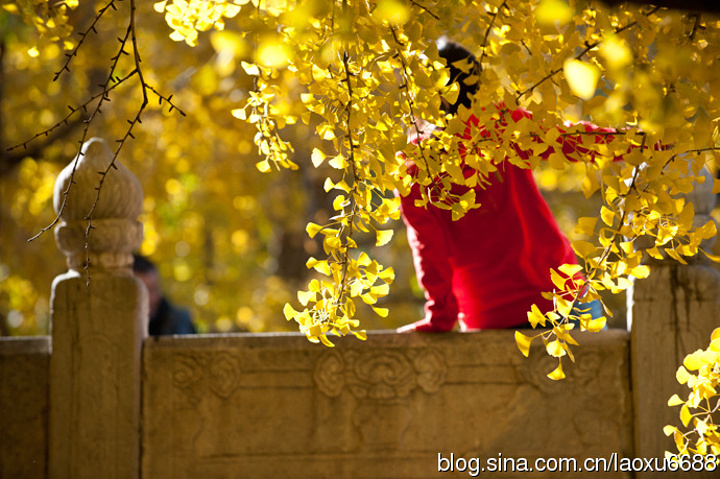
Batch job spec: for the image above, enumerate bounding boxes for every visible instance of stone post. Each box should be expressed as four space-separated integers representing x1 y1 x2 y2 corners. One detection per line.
49 138 146 479
629 167 720 477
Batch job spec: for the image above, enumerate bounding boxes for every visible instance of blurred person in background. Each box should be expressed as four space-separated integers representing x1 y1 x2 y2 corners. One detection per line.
133 254 196 336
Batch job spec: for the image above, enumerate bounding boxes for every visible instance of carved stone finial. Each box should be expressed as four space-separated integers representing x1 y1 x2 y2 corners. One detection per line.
53 138 143 272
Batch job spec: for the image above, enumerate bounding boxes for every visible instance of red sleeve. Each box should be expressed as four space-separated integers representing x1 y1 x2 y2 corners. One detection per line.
505 107 622 162
398 185 458 332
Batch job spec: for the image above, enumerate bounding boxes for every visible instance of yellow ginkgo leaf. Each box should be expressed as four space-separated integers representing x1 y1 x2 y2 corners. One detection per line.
515 331 534 357
546 339 566 358
547 362 566 380
375 229 394 247
599 35 632 69
563 59 600 100
676 365 692 385
535 0 574 26
255 37 290 68
373 0 409 25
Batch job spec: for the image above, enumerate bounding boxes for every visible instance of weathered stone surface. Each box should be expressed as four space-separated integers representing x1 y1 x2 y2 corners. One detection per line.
143 330 632 478
49 273 146 479
0 337 50 479
629 263 720 479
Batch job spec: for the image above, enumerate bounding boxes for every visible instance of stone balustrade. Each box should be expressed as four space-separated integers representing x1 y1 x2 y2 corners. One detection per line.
1 139 719 478
48 138 147 479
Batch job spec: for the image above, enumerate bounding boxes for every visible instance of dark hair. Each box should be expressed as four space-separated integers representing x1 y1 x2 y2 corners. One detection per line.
132 254 157 274
437 39 480 115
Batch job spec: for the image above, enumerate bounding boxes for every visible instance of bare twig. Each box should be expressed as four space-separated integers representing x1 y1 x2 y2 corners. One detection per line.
54 0 124 81
26 68 140 243
28 0 185 255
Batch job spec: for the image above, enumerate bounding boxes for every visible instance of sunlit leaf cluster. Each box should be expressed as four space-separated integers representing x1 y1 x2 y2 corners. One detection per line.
665 328 720 459
4 1 720 384
153 0 243 46
145 0 720 356
0 1 318 335
2 0 77 53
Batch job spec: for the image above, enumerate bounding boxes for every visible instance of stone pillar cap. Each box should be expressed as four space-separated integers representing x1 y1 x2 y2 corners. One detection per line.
53 138 144 272
53 138 143 222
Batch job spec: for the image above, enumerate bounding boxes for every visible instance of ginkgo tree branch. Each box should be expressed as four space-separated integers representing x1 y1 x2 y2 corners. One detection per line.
390 26 442 192
25 68 140 243
515 5 662 102
408 0 440 20
478 0 508 70
335 47 359 310
24 0 185 251
54 0 124 81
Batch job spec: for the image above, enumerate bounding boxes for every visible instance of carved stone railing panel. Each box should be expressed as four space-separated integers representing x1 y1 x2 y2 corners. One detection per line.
142 330 631 479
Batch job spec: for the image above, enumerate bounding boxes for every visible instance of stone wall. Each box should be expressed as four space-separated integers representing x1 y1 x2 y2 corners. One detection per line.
0 330 635 479
141 330 632 479
3 138 719 478
0 337 50 479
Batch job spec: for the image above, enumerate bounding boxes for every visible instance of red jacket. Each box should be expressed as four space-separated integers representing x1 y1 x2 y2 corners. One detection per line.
400 109 616 331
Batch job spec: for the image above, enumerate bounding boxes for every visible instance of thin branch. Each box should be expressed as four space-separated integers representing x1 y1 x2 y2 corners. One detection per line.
478 0 508 69
335 46 358 309
515 6 662 102
29 0 185 251
54 0 124 81
26 68 140 243
146 85 186 117
409 0 440 20
389 26 442 191
7 70 135 155
82 0 148 278
0 118 84 177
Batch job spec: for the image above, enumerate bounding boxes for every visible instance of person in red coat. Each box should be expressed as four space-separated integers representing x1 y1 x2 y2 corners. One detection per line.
398 40 607 333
